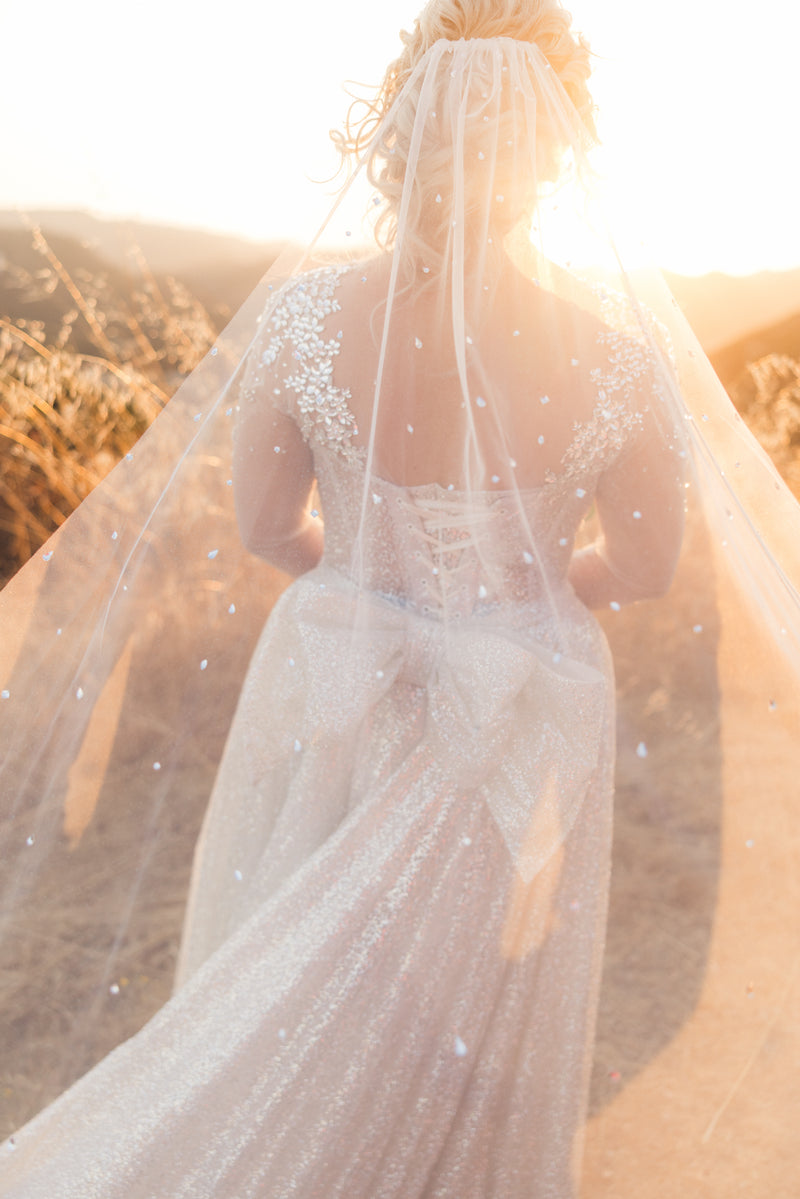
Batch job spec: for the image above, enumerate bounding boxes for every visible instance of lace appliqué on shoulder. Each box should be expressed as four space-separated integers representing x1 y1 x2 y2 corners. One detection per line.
550 285 665 483
590 290 657 405
558 397 643 482
244 265 364 466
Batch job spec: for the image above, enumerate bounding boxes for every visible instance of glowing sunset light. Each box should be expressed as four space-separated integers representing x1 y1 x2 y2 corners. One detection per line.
2 0 798 275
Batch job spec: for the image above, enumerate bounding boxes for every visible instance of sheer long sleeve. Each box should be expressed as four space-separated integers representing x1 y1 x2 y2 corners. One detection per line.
233 402 323 577
568 406 686 609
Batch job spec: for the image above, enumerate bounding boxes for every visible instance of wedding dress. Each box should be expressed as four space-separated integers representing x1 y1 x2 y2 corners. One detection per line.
2 33 800 1199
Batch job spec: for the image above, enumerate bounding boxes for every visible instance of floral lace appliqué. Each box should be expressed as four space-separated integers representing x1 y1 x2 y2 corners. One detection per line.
244 265 364 466
547 285 668 484
557 397 643 482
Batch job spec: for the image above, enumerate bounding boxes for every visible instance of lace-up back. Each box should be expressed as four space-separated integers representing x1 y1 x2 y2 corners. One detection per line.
316 465 580 625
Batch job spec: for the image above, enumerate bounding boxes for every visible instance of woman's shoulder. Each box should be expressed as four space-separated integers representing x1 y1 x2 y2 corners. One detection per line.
266 255 389 328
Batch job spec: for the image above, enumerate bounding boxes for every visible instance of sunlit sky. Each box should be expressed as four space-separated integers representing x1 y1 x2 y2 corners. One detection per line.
4 0 799 275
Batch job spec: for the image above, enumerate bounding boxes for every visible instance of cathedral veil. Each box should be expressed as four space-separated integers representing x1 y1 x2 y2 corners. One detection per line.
1 25 800 1198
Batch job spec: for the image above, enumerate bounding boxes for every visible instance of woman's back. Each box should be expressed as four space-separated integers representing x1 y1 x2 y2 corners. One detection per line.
238 258 683 615
331 256 615 489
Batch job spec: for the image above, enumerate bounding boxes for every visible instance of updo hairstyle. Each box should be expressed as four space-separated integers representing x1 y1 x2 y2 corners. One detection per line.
331 0 594 171
330 1 595 274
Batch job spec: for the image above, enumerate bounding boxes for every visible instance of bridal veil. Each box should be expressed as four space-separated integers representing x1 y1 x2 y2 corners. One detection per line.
1 13 799 1197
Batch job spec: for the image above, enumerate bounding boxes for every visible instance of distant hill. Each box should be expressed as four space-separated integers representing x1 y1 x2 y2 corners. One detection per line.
0 209 279 276
665 268 800 356
0 221 284 359
0 211 283 334
1 208 798 357
707 309 800 389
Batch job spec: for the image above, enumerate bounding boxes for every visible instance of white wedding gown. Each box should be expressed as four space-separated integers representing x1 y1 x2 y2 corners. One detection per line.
2 265 675 1199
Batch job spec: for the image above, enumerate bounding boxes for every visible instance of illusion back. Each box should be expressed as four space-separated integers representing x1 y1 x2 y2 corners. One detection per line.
238 262 680 629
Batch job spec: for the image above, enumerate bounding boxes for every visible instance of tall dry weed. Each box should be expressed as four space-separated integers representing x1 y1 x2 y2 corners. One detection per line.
0 227 217 585
731 353 800 497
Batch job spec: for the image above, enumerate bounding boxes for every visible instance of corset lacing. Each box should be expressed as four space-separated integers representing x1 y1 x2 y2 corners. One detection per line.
399 493 505 617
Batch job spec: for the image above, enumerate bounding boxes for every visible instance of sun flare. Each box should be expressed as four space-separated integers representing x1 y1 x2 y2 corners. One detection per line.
1 0 799 274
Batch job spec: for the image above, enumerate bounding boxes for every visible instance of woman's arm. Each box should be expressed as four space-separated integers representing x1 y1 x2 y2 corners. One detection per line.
233 403 323 577
568 412 686 609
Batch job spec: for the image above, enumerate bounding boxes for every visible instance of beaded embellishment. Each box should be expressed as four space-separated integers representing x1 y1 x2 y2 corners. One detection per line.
244 265 364 466
557 396 643 482
549 285 666 483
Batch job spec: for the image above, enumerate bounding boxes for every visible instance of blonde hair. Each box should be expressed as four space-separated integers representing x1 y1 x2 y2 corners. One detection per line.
331 2 595 282
331 0 594 170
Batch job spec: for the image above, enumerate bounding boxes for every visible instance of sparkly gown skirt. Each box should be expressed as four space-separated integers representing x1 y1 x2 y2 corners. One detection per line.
3 568 614 1199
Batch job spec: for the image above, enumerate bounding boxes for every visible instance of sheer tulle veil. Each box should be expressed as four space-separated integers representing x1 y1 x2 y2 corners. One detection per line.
1 9 800 1196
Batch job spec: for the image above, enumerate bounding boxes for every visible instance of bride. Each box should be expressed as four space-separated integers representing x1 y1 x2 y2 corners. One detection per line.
2 2 799 1196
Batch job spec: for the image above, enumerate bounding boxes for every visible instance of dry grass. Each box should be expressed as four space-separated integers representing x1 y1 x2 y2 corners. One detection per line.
730 353 800 497
0 226 218 585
